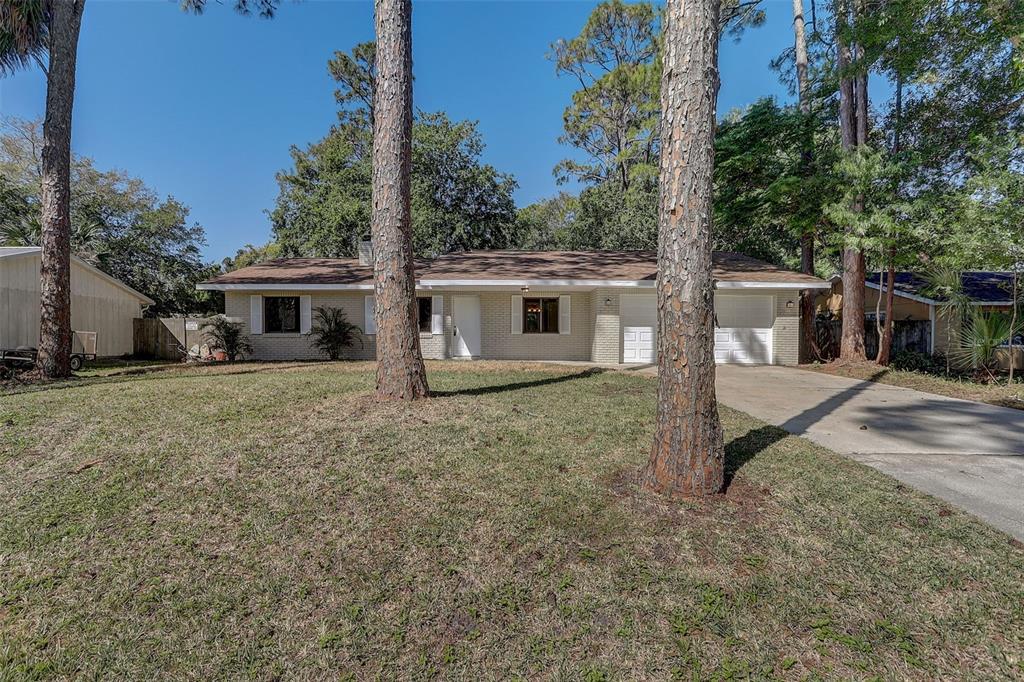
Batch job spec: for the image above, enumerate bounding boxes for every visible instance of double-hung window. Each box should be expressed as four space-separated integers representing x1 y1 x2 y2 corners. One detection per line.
417 297 432 333
523 297 559 334
264 296 300 333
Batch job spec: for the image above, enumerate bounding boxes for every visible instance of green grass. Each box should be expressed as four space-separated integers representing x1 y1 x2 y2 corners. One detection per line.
805 361 1024 411
1 361 1022 679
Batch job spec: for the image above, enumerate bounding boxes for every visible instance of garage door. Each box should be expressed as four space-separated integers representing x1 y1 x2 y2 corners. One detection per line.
714 295 774 364
620 293 775 365
621 294 656 364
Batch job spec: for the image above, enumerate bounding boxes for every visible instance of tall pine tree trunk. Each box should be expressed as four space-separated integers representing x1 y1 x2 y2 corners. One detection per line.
837 1 867 362
37 0 85 379
792 0 818 362
371 0 428 400
641 0 724 497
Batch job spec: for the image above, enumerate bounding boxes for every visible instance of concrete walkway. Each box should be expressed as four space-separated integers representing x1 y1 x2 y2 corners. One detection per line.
712 365 1024 541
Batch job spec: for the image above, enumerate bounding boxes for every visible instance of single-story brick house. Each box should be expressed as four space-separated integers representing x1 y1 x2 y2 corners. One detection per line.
197 248 829 365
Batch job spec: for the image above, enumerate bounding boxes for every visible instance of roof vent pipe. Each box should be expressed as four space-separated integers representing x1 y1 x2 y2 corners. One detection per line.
357 236 374 267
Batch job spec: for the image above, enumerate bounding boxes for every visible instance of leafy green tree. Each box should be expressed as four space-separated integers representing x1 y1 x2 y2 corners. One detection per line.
713 99 839 269
549 0 661 191
221 242 282 272
563 177 659 250
271 43 519 259
514 192 578 250
0 117 219 316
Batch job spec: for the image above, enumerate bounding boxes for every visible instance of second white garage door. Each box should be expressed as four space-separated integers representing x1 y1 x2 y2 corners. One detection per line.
619 293 775 365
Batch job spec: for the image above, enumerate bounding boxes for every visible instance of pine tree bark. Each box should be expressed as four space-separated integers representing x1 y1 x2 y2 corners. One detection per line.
371 0 429 400
837 1 867 362
792 0 818 363
37 0 85 379
641 0 724 497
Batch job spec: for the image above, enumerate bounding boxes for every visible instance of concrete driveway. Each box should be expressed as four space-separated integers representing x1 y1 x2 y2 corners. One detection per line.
714 365 1024 541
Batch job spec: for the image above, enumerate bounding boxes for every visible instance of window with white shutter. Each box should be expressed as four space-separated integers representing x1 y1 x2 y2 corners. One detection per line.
559 295 571 334
300 295 312 334
250 295 263 335
431 295 443 335
511 295 522 334
364 295 377 335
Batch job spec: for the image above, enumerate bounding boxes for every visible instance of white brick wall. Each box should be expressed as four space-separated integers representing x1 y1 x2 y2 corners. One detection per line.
771 293 800 365
477 292 594 361
226 287 802 365
590 289 621 364
225 291 448 361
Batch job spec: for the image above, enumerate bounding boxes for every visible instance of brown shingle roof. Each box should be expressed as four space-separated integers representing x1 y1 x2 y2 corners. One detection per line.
202 250 826 286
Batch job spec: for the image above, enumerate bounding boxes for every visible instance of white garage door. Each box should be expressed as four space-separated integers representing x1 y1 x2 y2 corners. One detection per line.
714 294 774 364
621 294 656 364
619 293 775 365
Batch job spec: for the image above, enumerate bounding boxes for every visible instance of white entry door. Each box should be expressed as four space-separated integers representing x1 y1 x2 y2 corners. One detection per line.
452 295 481 358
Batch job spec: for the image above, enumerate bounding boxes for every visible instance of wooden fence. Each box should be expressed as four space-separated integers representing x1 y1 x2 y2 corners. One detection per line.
133 318 214 360
817 319 931 361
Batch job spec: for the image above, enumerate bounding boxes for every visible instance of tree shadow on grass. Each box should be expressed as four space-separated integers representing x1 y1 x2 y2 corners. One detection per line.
0 362 322 397
431 367 606 398
722 424 790 492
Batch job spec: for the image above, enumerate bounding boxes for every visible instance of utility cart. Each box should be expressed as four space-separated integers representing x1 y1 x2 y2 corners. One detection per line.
0 331 98 371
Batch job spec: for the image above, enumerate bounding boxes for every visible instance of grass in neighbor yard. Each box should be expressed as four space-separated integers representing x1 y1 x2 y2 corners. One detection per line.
805 361 1024 411
1 362 1022 680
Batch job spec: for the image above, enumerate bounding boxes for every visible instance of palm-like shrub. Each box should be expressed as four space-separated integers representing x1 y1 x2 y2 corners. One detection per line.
310 307 362 360
923 266 973 374
202 316 253 362
954 310 1019 380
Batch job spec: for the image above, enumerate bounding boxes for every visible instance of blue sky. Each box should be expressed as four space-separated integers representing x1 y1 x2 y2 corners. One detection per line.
1 0 806 261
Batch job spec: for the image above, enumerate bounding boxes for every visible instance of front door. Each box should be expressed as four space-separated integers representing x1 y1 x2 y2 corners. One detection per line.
452 295 481 358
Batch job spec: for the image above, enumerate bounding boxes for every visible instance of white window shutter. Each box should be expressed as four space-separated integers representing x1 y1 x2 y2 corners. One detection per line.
364 295 377 335
300 295 312 334
250 295 263 335
559 295 571 335
431 295 443 335
511 295 522 335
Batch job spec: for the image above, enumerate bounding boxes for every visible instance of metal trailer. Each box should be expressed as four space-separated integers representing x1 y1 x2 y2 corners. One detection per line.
0 331 98 371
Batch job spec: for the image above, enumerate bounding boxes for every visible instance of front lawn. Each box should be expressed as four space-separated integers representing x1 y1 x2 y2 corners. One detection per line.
806 361 1024 411
1 362 1021 679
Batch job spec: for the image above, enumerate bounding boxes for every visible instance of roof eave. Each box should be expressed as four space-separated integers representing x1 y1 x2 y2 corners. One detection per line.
197 278 830 292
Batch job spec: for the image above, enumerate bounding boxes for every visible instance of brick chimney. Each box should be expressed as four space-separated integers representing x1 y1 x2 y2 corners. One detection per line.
357 236 373 266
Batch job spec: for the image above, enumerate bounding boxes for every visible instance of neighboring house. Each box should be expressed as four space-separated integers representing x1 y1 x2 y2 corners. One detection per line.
821 271 1021 356
0 247 154 357
198 247 829 365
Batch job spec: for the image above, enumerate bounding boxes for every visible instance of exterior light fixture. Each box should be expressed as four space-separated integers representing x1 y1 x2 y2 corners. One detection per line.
521 285 530 294
604 296 613 306
786 300 795 308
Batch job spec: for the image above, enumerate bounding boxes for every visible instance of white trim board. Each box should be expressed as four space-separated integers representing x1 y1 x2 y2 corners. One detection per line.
198 279 829 292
